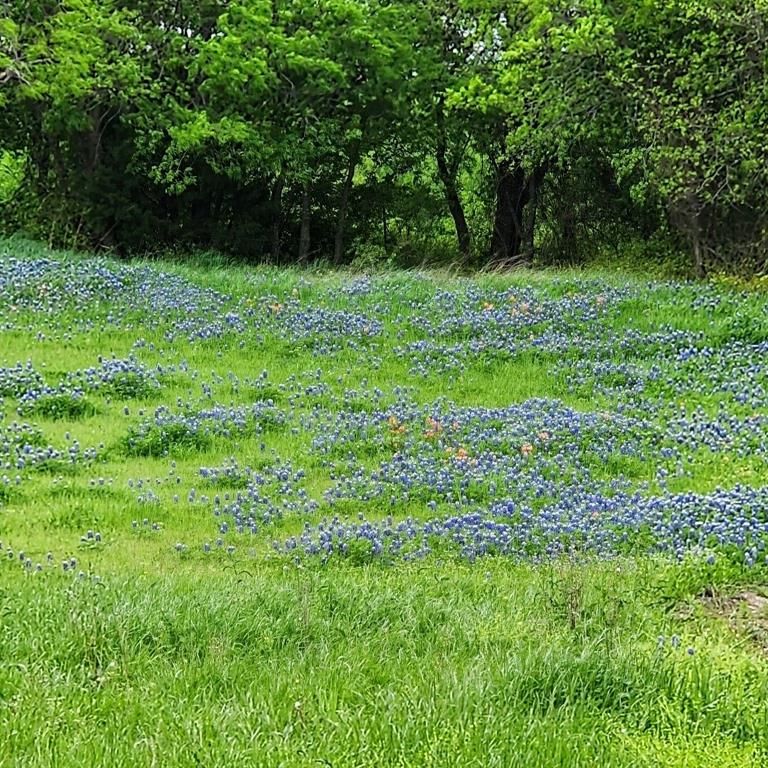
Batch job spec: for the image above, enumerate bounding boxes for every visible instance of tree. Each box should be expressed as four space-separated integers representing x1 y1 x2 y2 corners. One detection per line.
613 0 768 276
0 0 765 276
1 1 145 245
452 1 620 265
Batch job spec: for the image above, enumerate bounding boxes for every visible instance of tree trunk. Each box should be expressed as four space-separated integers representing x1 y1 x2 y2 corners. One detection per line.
298 184 311 263
86 116 102 176
435 104 471 259
333 141 360 264
684 194 706 278
85 108 118 249
270 176 284 262
562 210 577 263
522 166 546 265
692 214 705 278
490 161 529 265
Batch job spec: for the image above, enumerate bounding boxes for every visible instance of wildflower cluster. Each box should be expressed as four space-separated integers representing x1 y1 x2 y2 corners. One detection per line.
0 421 97 479
123 401 284 456
2 249 767 572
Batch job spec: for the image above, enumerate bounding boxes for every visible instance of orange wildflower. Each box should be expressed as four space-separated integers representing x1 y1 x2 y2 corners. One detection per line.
423 417 443 438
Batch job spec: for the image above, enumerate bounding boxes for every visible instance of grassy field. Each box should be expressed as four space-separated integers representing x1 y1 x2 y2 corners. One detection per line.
1 237 767 767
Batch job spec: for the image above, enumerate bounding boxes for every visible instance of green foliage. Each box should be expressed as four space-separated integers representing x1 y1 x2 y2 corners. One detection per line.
0 1 765 274
0 150 24 203
725 309 768 344
104 372 157 400
0 245 767 765
1 564 767 766
123 421 211 457
20 392 97 420
612 0 768 275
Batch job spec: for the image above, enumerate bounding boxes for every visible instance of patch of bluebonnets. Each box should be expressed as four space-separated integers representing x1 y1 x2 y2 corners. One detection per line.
1 248 767 570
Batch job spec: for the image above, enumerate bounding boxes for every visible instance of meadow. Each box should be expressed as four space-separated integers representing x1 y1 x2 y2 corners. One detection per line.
1 237 767 767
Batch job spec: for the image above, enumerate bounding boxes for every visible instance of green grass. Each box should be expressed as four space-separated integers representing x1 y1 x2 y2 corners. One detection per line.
0 240 767 767
2 561 768 767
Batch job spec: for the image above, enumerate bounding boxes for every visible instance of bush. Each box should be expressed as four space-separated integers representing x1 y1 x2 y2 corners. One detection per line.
18 391 96 420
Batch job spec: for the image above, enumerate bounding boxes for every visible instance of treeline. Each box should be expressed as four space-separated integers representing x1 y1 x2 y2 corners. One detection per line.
0 1 766 275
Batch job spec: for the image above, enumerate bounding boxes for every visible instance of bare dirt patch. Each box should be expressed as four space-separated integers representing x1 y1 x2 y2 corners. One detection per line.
701 590 768 655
